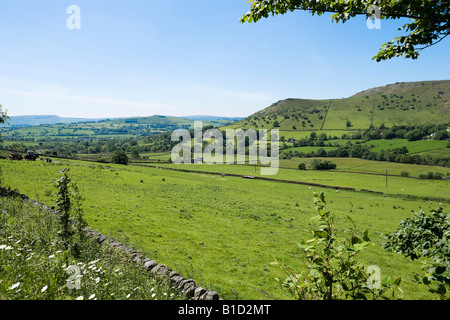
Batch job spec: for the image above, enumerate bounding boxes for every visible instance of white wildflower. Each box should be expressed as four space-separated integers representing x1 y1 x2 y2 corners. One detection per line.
126 294 131 298
48 255 55 259
88 259 100 265
89 294 95 300
8 282 20 290
77 296 84 300
41 285 48 293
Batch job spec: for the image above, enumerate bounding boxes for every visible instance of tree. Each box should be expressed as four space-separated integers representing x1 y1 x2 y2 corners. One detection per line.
111 150 129 165
241 1 450 61
54 168 88 257
0 105 8 141
130 146 140 159
0 105 9 186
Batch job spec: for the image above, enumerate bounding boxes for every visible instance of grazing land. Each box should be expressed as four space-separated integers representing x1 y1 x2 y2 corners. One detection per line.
1 158 447 299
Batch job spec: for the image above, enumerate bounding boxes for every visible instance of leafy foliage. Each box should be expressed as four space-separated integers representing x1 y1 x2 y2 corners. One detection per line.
0 105 9 186
273 192 400 299
241 0 450 61
383 206 450 298
111 150 129 165
54 168 88 257
309 159 337 170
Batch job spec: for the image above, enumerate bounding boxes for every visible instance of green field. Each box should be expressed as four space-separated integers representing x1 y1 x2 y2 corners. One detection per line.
362 139 448 154
1 158 447 300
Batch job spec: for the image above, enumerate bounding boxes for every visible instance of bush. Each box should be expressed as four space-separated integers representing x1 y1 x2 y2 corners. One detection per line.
111 150 128 165
273 192 400 300
418 172 445 180
383 206 449 298
309 159 337 170
298 163 306 170
400 170 410 177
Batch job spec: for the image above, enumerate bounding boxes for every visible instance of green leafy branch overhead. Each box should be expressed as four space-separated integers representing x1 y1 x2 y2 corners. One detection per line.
241 0 450 61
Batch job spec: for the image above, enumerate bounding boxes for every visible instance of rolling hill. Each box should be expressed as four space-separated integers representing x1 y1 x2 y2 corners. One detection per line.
223 80 450 139
0 115 110 127
0 115 240 140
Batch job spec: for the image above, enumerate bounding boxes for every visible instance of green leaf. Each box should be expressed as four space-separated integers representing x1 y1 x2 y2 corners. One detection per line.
422 277 431 285
362 229 370 242
435 284 447 295
435 266 446 275
346 215 355 226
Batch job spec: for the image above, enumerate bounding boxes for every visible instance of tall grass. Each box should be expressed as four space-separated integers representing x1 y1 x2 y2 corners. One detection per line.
0 195 186 300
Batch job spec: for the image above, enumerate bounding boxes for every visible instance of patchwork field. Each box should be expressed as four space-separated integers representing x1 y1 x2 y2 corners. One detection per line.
1 158 447 300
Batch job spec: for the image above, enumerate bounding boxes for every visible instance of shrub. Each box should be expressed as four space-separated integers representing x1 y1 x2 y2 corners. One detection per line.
298 163 306 170
111 150 128 165
383 206 449 299
309 159 337 170
54 168 87 257
272 192 400 300
400 170 409 177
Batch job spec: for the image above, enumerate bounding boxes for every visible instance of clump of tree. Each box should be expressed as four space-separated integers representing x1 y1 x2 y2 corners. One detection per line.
309 159 337 170
418 171 445 180
111 150 129 165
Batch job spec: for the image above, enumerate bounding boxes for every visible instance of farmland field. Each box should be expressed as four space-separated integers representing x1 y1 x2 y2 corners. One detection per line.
1 158 447 300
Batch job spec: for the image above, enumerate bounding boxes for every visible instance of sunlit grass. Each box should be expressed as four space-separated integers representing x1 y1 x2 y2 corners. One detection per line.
0 195 186 301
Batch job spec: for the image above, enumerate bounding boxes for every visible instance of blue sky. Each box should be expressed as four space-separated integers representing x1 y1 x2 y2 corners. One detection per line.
0 0 449 118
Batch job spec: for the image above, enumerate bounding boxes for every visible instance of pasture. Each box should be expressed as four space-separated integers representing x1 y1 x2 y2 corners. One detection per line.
1 158 447 299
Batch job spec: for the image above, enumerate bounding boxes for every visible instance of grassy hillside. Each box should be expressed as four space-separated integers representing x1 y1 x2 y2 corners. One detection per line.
223 80 450 136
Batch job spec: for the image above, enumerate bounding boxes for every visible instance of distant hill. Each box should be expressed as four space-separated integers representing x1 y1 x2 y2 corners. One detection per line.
1 115 108 127
182 115 244 122
0 114 241 140
223 80 450 138
1 114 242 127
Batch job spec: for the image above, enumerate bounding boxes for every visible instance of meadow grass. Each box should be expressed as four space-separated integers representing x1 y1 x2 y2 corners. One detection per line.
147 160 450 200
0 159 445 299
361 139 448 154
0 191 186 300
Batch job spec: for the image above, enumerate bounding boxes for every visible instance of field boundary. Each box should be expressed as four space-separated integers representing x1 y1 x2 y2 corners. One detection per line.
0 186 222 301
